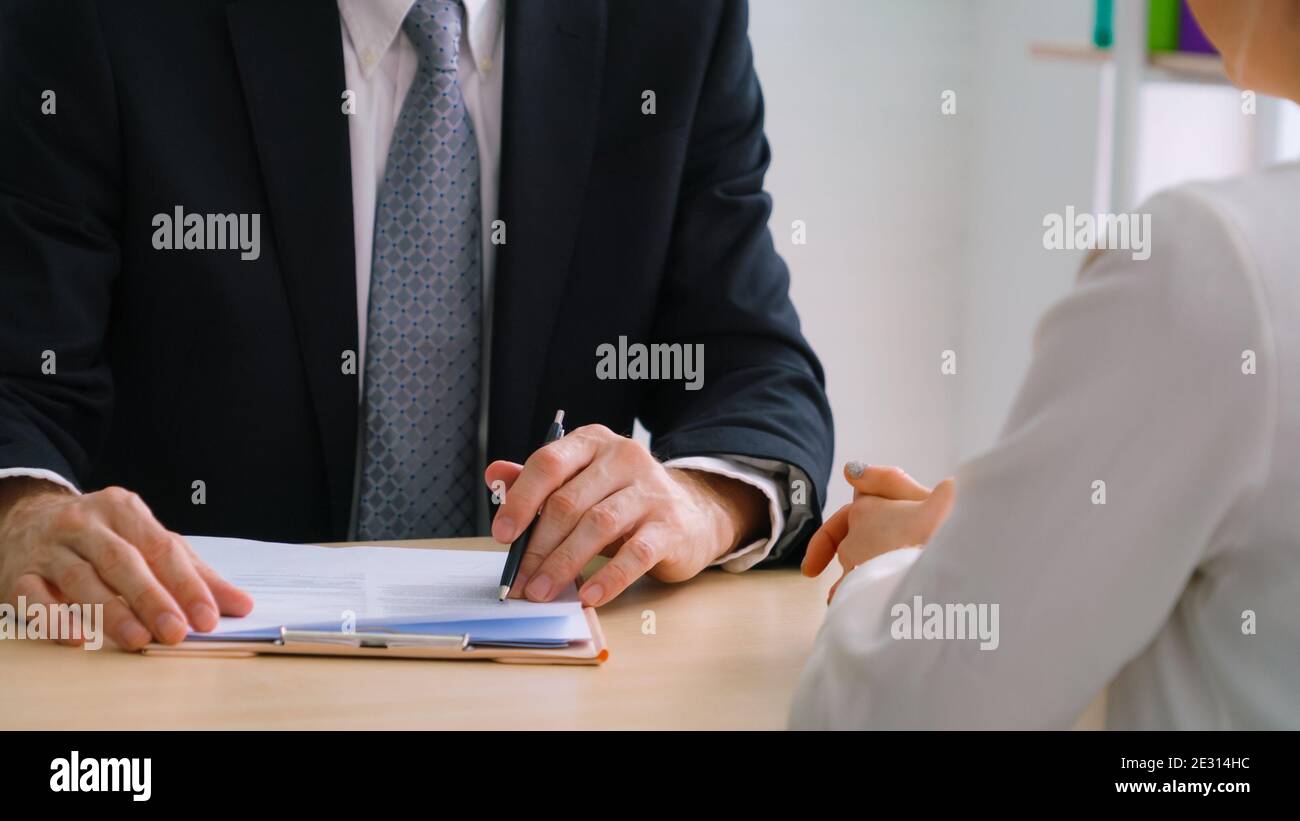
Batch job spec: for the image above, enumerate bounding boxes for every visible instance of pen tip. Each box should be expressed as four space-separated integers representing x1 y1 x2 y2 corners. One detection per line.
554 409 565 425
497 585 510 602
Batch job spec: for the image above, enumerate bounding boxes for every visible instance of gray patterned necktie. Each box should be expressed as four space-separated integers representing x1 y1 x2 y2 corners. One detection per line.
357 0 481 539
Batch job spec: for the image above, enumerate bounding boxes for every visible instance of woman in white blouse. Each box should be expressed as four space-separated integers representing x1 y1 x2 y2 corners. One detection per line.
792 0 1300 730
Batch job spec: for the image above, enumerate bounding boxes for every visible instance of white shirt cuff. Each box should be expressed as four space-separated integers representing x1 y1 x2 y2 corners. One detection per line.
662 455 784 573
0 467 81 495
830 546 923 614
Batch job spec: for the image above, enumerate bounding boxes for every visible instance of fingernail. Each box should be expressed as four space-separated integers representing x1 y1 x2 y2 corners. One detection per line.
525 574 554 601
120 620 151 648
580 584 604 607
154 612 187 643
511 572 531 598
492 516 515 542
846 461 867 478
190 603 218 631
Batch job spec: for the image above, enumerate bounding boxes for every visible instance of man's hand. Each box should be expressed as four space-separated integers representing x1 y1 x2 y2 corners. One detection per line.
484 425 768 607
802 464 955 602
0 478 253 648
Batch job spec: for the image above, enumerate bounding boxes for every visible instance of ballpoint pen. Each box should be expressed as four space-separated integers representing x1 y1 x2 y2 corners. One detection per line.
497 409 566 601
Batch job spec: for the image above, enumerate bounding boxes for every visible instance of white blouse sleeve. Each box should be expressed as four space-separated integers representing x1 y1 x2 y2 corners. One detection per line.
791 187 1275 729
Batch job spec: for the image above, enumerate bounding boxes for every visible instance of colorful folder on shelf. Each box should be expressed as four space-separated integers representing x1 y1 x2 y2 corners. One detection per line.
1092 0 1217 56
1093 0 1113 49
1178 1 1217 54
1148 0 1180 52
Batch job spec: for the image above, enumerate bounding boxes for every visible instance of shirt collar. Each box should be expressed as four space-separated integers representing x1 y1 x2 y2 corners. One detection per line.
338 0 501 79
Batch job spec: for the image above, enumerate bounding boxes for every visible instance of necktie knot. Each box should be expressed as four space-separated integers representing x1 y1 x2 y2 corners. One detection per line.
403 0 462 73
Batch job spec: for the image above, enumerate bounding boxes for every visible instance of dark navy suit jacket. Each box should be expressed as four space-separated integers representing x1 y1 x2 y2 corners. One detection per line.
0 0 833 561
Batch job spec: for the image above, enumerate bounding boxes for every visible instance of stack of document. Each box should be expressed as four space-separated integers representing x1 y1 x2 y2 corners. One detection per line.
186 536 592 649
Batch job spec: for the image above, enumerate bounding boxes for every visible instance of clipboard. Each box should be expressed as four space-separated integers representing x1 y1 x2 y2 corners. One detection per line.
140 604 608 665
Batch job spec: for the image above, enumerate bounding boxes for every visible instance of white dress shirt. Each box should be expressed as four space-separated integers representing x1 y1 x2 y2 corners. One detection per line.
792 166 1300 729
336 0 781 568
0 0 786 572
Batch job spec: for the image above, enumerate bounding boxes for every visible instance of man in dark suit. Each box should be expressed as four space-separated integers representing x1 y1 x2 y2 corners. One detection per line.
0 0 832 648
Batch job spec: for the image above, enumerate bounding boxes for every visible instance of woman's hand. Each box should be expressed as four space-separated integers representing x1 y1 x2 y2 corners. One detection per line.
802 463 955 602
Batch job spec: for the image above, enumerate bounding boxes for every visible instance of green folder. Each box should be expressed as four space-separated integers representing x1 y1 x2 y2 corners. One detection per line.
1148 0 1180 52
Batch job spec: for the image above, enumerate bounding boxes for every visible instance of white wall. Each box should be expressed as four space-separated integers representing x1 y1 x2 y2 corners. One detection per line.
750 0 973 511
953 0 1099 459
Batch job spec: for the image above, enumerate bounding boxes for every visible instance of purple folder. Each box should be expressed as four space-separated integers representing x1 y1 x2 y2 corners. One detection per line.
1179 1 1217 54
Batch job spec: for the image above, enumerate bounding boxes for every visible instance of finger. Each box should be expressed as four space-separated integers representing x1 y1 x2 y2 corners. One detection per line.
23 559 152 650
519 461 632 590
801 504 850 577
914 478 956 542
526 486 643 602
512 532 629 599
844 463 930 501
58 527 189 644
38 544 178 646
484 460 523 502
842 496 924 563
491 433 601 543
485 461 529 595
100 492 219 631
12 572 80 647
178 539 254 618
579 523 666 607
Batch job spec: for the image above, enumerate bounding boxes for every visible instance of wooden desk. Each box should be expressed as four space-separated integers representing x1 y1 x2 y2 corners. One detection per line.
0 538 835 730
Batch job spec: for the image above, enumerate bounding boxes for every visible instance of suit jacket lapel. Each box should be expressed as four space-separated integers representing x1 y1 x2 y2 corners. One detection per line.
226 0 359 537
489 0 607 461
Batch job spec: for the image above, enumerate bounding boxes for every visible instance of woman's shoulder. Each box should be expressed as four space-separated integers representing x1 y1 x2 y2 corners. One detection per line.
1066 168 1282 390
1174 159 1300 212
1079 165 1298 328
1145 162 1300 287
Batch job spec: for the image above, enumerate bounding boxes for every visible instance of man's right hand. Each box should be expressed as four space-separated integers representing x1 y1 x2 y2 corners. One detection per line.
0 479 253 649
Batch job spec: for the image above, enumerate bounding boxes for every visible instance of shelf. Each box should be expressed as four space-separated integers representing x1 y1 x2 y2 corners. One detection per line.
1029 41 1227 84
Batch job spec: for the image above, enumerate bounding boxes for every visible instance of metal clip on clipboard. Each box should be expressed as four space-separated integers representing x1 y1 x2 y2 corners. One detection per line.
141 609 605 663
278 627 470 651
